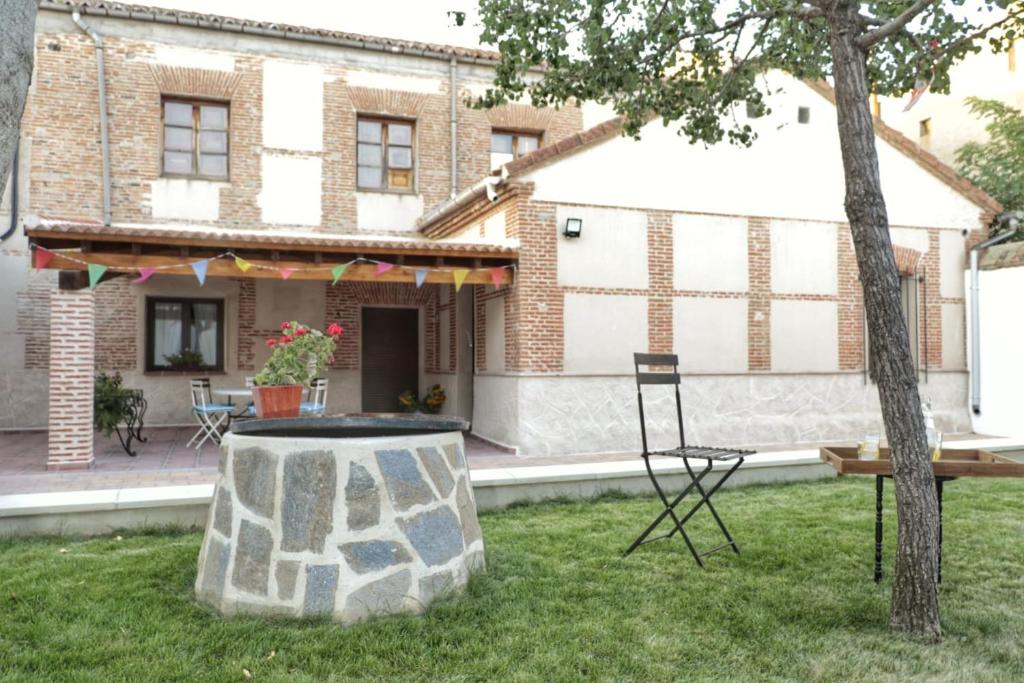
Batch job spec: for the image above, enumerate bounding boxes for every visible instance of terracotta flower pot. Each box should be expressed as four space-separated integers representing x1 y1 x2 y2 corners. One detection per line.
252 384 303 418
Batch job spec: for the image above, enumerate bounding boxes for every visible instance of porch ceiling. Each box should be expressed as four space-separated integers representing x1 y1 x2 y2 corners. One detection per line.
26 217 517 286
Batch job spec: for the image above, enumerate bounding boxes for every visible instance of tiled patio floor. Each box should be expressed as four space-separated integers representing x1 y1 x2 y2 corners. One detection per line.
0 426 641 495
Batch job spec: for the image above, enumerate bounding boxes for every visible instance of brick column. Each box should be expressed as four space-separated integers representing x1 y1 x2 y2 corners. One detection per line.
647 211 674 354
47 288 96 471
747 217 771 371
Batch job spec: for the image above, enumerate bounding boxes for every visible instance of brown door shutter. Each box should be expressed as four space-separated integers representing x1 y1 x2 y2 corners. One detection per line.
361 307 419 412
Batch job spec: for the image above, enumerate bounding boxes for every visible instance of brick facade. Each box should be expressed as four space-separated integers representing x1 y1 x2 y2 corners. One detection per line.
47 289 95 471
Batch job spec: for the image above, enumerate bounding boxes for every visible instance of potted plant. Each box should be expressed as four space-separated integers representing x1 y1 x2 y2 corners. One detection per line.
94 372 132 435
164 349 205 371
252 321 343 418
422 384 446 414
398 389 420 413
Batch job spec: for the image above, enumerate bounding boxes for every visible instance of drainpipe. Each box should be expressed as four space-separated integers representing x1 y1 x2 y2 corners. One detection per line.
72 9 112 226
449 56 458 198
1 145 18 242
968 213 1021 415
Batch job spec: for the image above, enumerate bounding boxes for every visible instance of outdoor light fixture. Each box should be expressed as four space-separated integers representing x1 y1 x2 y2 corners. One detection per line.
563 217 583 239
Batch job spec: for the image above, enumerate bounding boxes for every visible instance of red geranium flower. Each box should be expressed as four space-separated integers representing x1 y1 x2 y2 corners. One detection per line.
280 321 292 331
266 338 276 347
326 322 344 337
281 335 294 343
295 327 308 336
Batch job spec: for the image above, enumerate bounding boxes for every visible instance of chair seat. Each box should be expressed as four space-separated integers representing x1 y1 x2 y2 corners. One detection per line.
300 402 326 413
651 445 754 461
192 404 234 414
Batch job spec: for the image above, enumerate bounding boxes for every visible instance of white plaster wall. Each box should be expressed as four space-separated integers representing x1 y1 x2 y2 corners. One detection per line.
563 293 647 374
150 44 235 71
486 372 969 456
262 60 325 152
890 227 930 255
942 303 965 370
673 297 748 373
483 212 506 242
940 231 966 299
484 298 505 373
258 154 322 225
771 300 839 372
770 220 837 295
673 214 748 292
968 266 1024 436
556 205 648 289
356 192 424 232
254 280 325 331
149 178 223 222
523 73 985 231
344 70 441 94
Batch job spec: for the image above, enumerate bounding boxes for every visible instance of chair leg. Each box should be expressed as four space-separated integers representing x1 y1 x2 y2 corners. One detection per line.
672 457 744 554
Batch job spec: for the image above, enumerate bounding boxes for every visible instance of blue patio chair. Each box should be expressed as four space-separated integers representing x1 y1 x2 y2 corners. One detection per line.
186 378 234 450
300 377 328 414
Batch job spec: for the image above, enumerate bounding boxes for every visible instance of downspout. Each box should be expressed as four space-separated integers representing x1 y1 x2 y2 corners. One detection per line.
449 56 458 198
72 9 112 226
1 145 18 242
969 214 1021 415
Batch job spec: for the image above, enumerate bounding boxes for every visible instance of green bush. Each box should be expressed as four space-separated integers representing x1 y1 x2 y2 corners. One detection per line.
94 372 132 436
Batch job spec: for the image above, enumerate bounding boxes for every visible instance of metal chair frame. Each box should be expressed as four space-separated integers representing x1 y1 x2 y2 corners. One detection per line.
624 353 755 567
300 377 329 414
186 378 234 450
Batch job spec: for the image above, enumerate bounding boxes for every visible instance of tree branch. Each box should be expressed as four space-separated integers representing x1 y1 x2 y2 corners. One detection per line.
858 0 941 49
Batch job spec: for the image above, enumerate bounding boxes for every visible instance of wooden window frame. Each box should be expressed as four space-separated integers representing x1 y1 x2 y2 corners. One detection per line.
356 115 416 193
161 97 230 181
490 129 542 159
145 297 226 372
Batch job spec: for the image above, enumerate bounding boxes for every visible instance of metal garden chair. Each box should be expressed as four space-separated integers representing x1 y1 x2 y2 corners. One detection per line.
186 378 234 450
300 377 329 414
624 353 756 567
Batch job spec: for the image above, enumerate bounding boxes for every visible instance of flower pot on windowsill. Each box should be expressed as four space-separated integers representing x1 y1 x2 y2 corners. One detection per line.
252 384 303 418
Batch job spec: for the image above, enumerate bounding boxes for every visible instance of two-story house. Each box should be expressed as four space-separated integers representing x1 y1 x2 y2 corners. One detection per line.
3 1 1000 470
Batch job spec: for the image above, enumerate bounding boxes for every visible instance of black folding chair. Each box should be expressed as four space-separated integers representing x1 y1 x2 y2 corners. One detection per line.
624 353 756 567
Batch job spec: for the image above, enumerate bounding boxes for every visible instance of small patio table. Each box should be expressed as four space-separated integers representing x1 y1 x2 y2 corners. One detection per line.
213 388 253 419
820 446 1024 582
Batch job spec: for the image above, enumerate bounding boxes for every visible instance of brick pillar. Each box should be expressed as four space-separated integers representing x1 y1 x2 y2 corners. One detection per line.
747 217 771 371
647 211 674 354
47 288 96 471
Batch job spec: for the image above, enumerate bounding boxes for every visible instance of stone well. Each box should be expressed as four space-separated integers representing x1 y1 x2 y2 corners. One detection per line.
194 414 484 624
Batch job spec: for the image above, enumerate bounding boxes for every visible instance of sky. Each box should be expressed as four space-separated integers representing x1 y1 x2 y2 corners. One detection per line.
140 0 489 49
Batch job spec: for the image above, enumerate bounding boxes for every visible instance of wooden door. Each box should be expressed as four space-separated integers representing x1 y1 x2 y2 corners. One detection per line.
361 307 419 412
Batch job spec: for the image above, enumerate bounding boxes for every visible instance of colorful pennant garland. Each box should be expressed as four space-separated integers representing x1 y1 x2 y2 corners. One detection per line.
235 256 252 273
415 268 428 288
279 267 295 280
34 247 55 271
452 268 470 292
374 262 395 276
132 267 156 284
87 263 108 289
331 262 349 285
192 259 209 286
489 267 504 288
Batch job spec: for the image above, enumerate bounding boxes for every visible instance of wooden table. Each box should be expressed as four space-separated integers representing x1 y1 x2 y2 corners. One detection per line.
820 447 1024 582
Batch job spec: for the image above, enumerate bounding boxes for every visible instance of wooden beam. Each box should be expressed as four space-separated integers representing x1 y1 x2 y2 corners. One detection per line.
42 252 514 285
26 228 518 260
57 269 125 290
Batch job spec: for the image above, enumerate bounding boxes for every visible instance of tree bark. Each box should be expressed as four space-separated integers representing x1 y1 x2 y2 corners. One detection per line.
826 0 942 641
0 0 37 200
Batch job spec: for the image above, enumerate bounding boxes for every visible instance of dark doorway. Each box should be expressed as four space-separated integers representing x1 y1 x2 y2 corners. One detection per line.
361 307 419 412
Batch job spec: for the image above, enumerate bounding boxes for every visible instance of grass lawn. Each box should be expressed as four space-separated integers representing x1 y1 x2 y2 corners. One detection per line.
1 477 1023 682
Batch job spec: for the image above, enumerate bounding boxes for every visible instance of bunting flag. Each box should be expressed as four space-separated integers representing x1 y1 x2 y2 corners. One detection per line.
87 263 108 289
489 267 504 288
132 267 156 284
192 259 209 286
279 267 295 280
234 256 252 273
374 262 395 276
331 262 348 285
452 268 470 292
415 268 428 288
34 247 55 271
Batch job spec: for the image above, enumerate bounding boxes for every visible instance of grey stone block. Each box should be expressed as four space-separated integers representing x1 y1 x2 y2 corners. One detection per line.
399 506 464 566
340 540 412 574
443 443 465 471
455 475 483 547
232 447 278 518
281 450 337 553
276 560 300 601
376 449 435 511
345 462 381 531
212 487 233 536
197 536 230 604
232 520 273 596
418 446 455 497
303 564 339 617
418 569 455 606
466 549 486 573
342 569 412 623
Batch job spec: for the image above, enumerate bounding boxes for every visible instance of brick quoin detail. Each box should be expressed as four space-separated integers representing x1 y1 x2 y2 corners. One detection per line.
837 228 865 371
47 289 95 471
237 279 256 371
747 217 771 371
647 211 673 355
923 230 944 369
94 278 136 370
507 200 563 372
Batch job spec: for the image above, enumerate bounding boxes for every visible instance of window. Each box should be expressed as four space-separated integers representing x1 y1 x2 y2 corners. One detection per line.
162 99 229 179
797 106 811 124
490 130 540 170
745 101 763 119
867 275 920 379
919 117 931 140
146 298 225 372
357 117 414 191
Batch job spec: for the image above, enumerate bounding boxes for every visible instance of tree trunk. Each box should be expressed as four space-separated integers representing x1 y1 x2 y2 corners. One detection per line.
826 1 941 641
0 0 37 199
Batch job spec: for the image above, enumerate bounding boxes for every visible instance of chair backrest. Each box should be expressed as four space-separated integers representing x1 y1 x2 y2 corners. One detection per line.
190 378 212 409
244 376 255 388
633 353 685 455
309 377 328 407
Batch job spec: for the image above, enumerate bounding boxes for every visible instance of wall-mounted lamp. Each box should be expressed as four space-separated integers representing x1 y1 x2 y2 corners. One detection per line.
562 217 583 239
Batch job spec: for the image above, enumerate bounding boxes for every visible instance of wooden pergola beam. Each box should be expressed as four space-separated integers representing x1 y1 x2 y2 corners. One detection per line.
42 251 514 285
